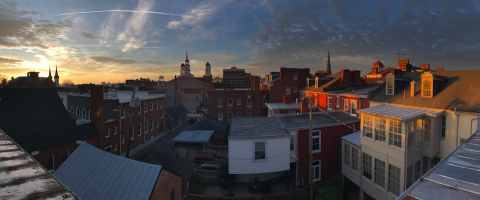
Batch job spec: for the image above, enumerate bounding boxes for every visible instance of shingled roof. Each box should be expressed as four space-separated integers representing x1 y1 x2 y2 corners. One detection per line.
370 70 480 113
0 89 94 151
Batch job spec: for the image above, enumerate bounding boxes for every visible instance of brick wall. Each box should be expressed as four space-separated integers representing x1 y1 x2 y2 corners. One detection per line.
150 170 183 200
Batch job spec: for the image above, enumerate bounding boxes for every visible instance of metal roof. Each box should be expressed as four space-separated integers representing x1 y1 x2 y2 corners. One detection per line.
279 112 358 130
173 130 214 144
55 143 161 200
360 104 436 120
0 129 76 200
265 103 299 110
342 131 361 146
398 130 480 200
229 117 289 139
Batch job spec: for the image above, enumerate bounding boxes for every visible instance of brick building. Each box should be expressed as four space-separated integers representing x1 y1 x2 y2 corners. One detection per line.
63 87 167 155
304 69 377 116
270 67 310 103
208 67 265 120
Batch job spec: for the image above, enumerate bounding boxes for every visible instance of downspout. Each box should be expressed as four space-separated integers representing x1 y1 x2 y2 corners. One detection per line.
454 107 460 146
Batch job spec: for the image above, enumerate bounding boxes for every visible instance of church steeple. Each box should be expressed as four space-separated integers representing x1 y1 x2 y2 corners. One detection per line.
54 65 59 87
184 50 189 65
326 51 332 75
48 66 52 81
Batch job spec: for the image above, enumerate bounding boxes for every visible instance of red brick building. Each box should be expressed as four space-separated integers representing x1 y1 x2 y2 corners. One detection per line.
207 88 266 120
280 112 359 185
65 87 167 156
304 69 377 116
270 67 310 103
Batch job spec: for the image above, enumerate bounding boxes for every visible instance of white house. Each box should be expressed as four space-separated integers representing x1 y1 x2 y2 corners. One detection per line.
228 117 290 181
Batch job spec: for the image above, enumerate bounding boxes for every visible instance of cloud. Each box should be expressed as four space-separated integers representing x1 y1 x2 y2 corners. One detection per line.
167 3 216 30
0 56 22 64
90 56 137 64
81 31 98 39
0 1 69 49
117 0 155 52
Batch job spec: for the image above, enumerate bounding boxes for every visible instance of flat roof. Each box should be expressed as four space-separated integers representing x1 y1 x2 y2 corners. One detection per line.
360 104 437 120
174 130 214 144
398 130 480 200
230 117 289 139
342 131 361 146
0 129 76 200
265 103 299 110
279 112 358 130
55 143 161 200
230 112 358 139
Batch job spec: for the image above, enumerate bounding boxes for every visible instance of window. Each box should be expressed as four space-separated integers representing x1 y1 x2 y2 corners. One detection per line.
327 96 334 111
422 79 432 97
375 118 386 141
170 190 175 200
113 127 118 135
217 98 223 108
441 115 446 139
388 164 400 195
312 160 321 181
336 96 341 109
374 159 385 187
218 112 223 121
150 103 153 111
130 127 135 141
351 148 358 170
290 136 294 151
422 157 429 173
254 142 266 160
344 143 350 166
137 124 142 136
312 131 321 152
105 127 111 138
363 115 373 138
144 120 149 134
285 88 291 95
351 100 358 114
362 153 372 179
389 119 402 147
227 98 233 107
386 74 395 95
236 98 242 106
246 95 252 105
144 103 148 113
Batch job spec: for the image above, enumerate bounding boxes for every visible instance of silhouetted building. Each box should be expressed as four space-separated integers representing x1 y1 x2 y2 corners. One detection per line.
6 71 55 88
270 67 310 103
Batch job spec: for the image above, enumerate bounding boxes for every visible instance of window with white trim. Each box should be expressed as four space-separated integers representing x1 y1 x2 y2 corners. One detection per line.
389 119 402 147
363 115 373 138
386 74 395 95
388 164 400 195
312 131 321 152
374 159 385 187
327 96 334 111
374 118 386 141
351 148 358 170
362 153 372 179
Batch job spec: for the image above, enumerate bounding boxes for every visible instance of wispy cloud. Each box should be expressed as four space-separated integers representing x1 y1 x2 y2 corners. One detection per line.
0 56 22 64
167 3 215 29
117 0 155 52
91 56 136 64
58 9 181 17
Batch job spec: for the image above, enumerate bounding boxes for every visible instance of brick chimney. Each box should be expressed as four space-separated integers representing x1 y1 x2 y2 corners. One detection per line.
90 85 105 146
420 64 430 71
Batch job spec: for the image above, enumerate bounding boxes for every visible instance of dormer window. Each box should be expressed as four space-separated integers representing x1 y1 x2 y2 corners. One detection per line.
386 73 395 96
421 72 434 98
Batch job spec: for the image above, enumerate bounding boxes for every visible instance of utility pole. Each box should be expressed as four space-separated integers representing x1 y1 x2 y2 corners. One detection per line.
309 98 314 200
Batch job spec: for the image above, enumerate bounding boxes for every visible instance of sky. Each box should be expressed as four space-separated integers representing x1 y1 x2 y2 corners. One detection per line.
1 0 480 84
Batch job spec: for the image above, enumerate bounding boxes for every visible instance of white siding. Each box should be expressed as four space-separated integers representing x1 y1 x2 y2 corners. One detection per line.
228 136 290 174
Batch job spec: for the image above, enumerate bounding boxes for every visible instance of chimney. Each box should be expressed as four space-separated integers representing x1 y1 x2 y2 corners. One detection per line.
90 85 105 146
306 77 310 88
315 76 319 88
420 64 430 71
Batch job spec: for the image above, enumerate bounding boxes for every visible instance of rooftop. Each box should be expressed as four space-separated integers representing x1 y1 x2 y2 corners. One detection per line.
230 117 289 139
265 103 299 110
230 112 358 139
360 104 439 120
371 70 480 113
55 143 162 200
0 129 76 200
398 130 480 200
173 130 214 144
342 131 361 146
279 112 358 130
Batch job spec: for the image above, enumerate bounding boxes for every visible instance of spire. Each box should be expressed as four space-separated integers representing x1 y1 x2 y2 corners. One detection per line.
184 50 189 64
54 65 59 87
326 51 332 75
54 65 59 78
48 66 52 80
